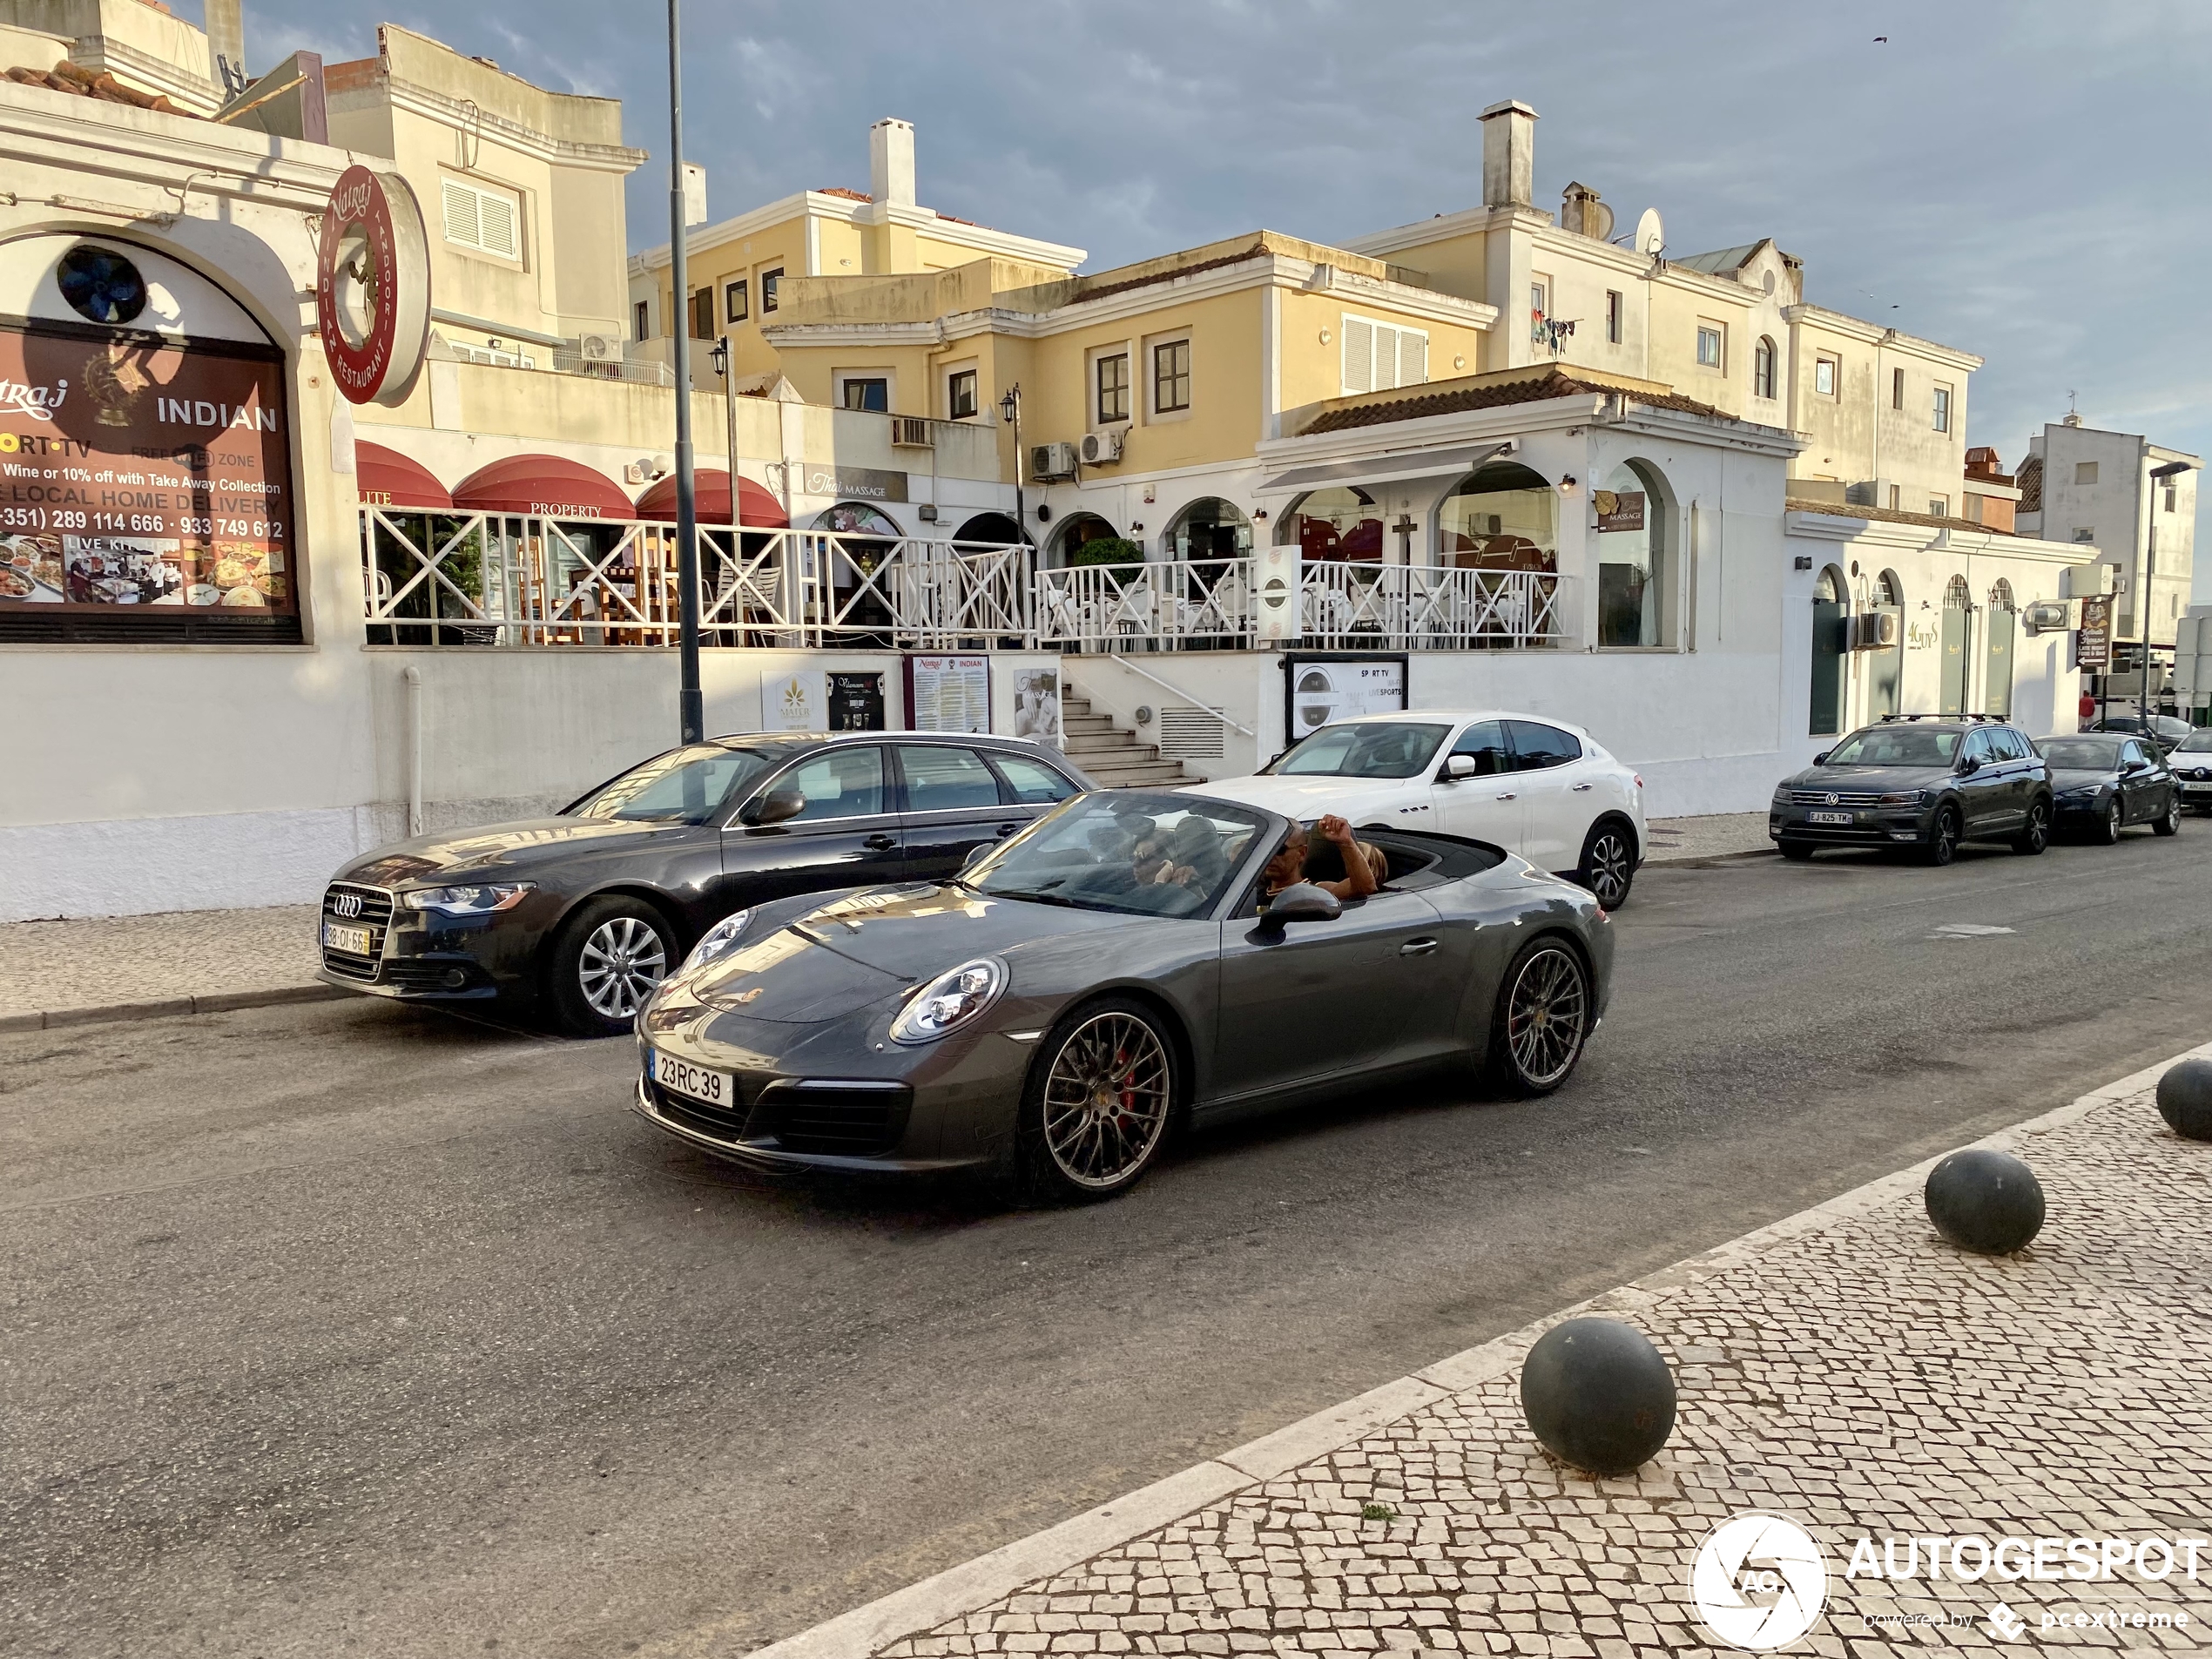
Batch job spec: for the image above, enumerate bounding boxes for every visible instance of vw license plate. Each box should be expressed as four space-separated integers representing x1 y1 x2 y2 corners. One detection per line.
323 921 374 955
651 1049 734 1109
1809 811 1852 826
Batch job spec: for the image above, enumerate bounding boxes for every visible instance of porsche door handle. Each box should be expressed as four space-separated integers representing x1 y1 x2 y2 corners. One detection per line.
1572 782 1594 792
1494 792 1517 800
1399 938 1439 956
863 833 898 850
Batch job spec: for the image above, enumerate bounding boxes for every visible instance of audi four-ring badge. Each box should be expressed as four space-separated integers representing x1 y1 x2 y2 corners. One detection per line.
631 788 1614 1204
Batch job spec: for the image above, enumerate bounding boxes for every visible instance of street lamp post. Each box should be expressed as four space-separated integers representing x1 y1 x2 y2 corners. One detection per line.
666 0 703 745
1000 384 1024 552
2140 459 2196 738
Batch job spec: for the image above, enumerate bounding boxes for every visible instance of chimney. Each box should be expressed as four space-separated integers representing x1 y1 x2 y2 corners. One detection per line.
870 118 915 208
205 0 246 98
1560 181 1612 240
1480 100 1537 211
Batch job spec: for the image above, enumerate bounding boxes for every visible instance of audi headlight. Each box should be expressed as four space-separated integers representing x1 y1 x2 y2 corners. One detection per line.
1877 790 1926 806
889 957 1006 1045
401 882 533 915
679 909 752 976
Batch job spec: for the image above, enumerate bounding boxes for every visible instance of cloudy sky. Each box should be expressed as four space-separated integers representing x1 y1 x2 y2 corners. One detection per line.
221 0 2207 572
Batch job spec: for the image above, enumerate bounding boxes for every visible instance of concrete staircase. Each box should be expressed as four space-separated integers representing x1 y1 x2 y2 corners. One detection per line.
1059 693 1194 788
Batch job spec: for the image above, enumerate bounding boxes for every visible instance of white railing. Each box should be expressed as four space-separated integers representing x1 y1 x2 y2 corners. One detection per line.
360 516 1571 652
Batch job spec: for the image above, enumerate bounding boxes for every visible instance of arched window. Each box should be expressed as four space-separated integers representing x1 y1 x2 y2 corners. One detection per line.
1165 497 1251 563
1754 336 1777 401
1869 570 1905 718
812 502 900 538
1047 511 1121 567
1593 459 1672 647
1811 565 1848 736
1278 486 1383 561
1438 462 1556 572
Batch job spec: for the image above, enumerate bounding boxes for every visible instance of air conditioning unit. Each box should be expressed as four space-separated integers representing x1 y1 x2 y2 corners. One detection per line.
1029 442 1079 481
890 415 933 448
1850 610 1900 651
1078 428 1124 466
2021 600 2072 636
577 332 621 362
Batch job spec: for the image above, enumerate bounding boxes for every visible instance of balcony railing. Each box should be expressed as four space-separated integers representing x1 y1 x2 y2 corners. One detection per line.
358 512 1570 651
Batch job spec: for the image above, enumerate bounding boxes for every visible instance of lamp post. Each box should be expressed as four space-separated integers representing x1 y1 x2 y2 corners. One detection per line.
2140 458 2196 738
666 0 703 745
1000 383 1024 550
711 334 737 495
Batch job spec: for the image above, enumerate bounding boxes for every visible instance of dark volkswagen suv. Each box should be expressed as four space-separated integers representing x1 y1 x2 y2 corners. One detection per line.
1769 715 2054 866
319 733 1091 1035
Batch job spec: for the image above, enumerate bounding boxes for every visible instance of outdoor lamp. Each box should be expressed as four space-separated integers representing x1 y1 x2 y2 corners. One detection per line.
1000 388 1020 423
1252 508 1269 523
709 338 728 375
1558 475 1579 495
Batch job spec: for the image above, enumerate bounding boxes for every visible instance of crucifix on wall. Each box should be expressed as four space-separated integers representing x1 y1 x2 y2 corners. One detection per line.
1393 515 1417 562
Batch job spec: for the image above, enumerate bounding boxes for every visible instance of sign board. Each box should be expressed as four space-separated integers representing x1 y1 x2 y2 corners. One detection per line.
801 464 907 503
826 671 887 732
1252 543 1301 645
2077 594 2112 671
906 653 990 733
761 669 825 732
1594 489 1646 533
0 320 296 620
1283 653 1408 742
1012 666 1062 748
2173 614 2209 700
316 165 431 407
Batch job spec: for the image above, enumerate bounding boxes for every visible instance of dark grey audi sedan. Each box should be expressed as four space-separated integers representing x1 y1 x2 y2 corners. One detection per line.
317 733 1091 1035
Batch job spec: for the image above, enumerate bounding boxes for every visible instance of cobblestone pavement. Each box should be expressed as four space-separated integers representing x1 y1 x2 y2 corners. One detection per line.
0 904 320 1019
846 1063 2212 1657
1642 813 1771 864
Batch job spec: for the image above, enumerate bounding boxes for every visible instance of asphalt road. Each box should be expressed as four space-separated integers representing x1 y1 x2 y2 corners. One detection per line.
4 827 2209 1658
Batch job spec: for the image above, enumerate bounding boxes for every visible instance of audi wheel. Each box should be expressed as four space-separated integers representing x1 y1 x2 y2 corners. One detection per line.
548 896 673 1037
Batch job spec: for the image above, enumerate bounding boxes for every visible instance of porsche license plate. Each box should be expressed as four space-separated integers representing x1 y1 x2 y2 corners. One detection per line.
1809 811 1852 826
323 921 374 955
650 1049 734 1109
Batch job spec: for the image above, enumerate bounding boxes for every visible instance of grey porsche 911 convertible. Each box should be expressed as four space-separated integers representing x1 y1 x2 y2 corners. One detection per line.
631 789 1614 1202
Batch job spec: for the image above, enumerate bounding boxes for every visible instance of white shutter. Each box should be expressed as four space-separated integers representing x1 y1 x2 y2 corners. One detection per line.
442 179 479 248
1342 317 1373 395
478 192 518 259
1372 323 1400 390
1399 330 1427 386
441 178 522 260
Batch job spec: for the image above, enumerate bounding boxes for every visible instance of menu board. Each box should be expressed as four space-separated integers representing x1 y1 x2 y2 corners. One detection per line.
0 320 294 617
905 653 990 734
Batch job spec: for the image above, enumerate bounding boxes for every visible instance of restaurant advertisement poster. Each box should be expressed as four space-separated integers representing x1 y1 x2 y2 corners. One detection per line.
905 653 991 734
826 671 887 732
1012 667 1062 747
761 669 826 732
0 320 294 617
1284 653 1409 739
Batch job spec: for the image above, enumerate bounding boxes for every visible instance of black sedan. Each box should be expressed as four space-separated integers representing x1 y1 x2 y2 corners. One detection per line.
631 790 1614 1202
318 733 1091 1035
2036 734 2182 842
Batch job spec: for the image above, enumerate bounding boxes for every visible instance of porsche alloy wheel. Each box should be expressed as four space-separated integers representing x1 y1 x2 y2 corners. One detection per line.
1033 1003 1175 1198
1489 939 1590 1096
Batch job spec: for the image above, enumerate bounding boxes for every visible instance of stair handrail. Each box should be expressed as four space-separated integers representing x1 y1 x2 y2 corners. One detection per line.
1081 657 1256 737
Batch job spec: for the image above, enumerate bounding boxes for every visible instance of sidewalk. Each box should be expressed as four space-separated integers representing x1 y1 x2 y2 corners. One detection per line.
744 1045 2212 1659
1642 813 1771 866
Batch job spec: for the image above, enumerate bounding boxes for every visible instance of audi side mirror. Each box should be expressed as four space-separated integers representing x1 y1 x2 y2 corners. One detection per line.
1260 882 1342 930
1443 752 1479 781
1811 751 1830 766
740 786 806 827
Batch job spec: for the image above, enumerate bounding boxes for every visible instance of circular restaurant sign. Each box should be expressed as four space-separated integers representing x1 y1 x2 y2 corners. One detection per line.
315 165 430 407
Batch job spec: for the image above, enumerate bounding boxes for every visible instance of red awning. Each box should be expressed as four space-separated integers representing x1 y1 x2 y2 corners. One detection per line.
354 442 453 510
450 454 635 520
634 469 789 529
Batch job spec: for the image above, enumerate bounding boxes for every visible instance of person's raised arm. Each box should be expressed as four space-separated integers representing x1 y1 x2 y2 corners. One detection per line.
1312 814 1378 900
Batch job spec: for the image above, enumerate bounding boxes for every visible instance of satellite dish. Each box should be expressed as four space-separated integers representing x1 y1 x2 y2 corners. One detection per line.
1634 208 1663 255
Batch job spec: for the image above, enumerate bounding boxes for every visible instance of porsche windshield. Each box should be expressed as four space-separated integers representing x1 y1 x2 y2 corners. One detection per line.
568 744 784 824
968 796 1267 917
1269 722 1451 779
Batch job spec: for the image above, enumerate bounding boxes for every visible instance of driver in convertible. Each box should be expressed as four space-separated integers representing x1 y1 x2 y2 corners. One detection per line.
1261 814 1380 904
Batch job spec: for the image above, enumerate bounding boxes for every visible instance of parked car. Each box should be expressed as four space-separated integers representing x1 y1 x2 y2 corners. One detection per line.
317 733 1092 1035
2170 727 2212 815
2035 733 2182 841
631 789 1614 1201
2082 712 2195 754
1178 711 1648 908
1769 714 2054 865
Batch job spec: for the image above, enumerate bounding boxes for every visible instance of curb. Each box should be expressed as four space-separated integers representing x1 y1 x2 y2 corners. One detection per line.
726 1037 2212 1659
1642 845 1777 868
0 982 346 1035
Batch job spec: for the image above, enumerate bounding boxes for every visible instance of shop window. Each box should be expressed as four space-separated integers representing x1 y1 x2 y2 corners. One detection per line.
1753 336 1777 400
1605 290 1622 345
760 267 782 313
1933 384 1952 433
441 176 521 260
841 377 889 413
1278 486 1383 562
1814 355 1837 397
1340 316 1427 395
1097 352 1130 424
948 368 977 420
724 278 748 323
1439 462 1558 575
1153 339 1190 413
1696 325 1723 370
1594 460 1672 648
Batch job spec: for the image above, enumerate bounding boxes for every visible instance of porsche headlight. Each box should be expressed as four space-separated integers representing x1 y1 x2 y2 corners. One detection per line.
679 909 752 976
401 882 533 915
889 957 1006 1045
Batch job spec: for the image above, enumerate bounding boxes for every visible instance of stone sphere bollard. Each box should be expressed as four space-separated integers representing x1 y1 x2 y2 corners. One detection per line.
2155 1058 2212 1142
1518 1317 1676 1476
1924 1149 2045 1255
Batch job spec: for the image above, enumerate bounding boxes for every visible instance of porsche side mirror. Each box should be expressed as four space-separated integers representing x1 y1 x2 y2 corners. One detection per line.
1442 753 1478 782
1811 751 1830 766
741 786 806 827
1261 883 1342 930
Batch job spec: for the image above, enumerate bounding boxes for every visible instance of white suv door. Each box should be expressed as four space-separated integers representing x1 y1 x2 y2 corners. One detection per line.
1431 718 1525 852
1505 719 1592 873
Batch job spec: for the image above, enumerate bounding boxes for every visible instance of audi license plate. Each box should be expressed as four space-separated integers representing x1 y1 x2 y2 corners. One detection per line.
1809 811 1852 826
650 1049 734 1109
323 921 374 955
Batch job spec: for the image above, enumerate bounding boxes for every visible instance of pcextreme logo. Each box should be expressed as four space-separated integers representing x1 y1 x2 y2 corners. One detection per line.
1690 1514 1829 1649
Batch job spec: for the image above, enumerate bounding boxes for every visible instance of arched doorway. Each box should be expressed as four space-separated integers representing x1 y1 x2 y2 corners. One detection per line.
1166 497 1251 563
1939 575 1973 714
1870 570 1905 719
1278 486 1384 561
1984 579 2016 718
1438 462 1556 571
1048 511 1123 567
1591 461 1669 646
811 502 902 640
952 511 1022 547
1811 566 1848 736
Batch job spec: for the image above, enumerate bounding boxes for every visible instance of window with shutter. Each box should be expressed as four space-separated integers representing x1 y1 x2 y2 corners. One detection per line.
440 176 523 262
1397 330 1426 388
442 180 478 248
1342 317 1374 395
1339 315 1426 396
